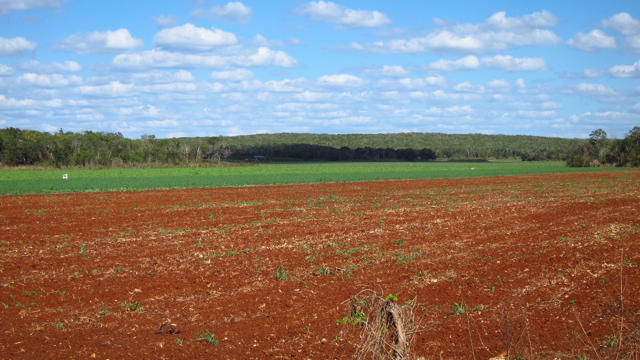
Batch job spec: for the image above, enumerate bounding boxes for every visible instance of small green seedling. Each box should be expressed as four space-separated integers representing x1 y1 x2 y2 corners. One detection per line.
195 330 218 345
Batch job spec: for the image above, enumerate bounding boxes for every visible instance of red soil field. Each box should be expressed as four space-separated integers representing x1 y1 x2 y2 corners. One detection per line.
1 170 639 359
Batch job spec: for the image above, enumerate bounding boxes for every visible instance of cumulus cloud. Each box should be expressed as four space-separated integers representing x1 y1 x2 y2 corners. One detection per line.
602 12 640 35
112 47 298 69
624 35 640 53
0 36 37 57
209 68 254 81
480 55 546 71
228 78 306 92
17 73 82 87
78 81 135 97
429 55 479 71
567 30 616 52
317 74 367 87
250 35 285 48
486 79 509 90
340 10 561 54
190 1 252 25
0 64 14 76
375 75 447 90
51 29 144 55
0 0 66 15
563 83 620 98
296 1 391 30
129 70 195 83
137 82 197 93
15 60 81 73
152 15 178 29
0 94 62 108
609 60 640 78
152 24 237 52
363 65 408 77
295 91 332 102
483 10 559 30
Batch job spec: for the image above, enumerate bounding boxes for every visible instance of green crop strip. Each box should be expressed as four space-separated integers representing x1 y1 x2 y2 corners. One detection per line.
0 161 629 195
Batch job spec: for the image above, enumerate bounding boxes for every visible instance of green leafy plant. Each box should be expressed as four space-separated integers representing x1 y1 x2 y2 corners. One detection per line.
451 302 466 315
272 265 290 280
195 330 218 345
121 300 143 312
385 294 398 302
604 334 618 348
174 338 184 344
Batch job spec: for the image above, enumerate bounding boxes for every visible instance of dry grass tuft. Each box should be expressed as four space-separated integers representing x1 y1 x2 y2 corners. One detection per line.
342 290 418 360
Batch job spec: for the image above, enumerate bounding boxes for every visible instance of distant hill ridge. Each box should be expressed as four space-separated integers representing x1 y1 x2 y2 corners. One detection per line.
212 132 574 160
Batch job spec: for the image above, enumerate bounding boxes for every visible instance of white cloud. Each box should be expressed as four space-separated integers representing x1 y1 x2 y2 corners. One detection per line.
481 55 546 71
51 29 144 55
227 78 306 92
392 75 447 89
429 55 479 71
317 74 367 87
137 82 197 93
15 60 81 73
250 34 285 47
209 68 254 81
295 91 332 102
341 10 561 54
625 35 640 53
583 68 606 78
564 83 620 97
78 81 135 97
190 2 252 25
609 60 640 78
129 70 195 83
484 10 559 30
486 79 509 90
602 13 640 35
152 15 178 29
517 110 557 118
453 82 485 93
363 65 408 77
0 64 14 76
296 1 391 30
17 73 81 87
0 36 37 56
152 24 237 52
112 47 298 69
0 94 62 108
0 0 66 15
409 90 481 101
567 30 616 52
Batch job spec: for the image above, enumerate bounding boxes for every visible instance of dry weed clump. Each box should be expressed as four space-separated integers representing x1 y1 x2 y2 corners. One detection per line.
342 290 418 360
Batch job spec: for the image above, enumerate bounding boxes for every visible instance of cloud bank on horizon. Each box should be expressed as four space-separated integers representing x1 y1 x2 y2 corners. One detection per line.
0 0 638 139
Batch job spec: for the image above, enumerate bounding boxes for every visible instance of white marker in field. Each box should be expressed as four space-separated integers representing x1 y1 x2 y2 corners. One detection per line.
471 168 474 170
63 174 68 179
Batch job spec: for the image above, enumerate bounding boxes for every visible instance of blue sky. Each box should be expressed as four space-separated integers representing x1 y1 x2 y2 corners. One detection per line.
0 0 639 139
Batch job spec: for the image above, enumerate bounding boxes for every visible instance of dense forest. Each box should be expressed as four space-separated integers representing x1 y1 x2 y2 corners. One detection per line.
222 132 573 161
566 127 640 167
2 127 636 168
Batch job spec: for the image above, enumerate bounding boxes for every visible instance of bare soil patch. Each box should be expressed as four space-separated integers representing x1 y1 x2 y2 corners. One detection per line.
1 171 639 359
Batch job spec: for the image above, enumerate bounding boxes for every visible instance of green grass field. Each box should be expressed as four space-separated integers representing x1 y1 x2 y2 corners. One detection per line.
0 161 628 195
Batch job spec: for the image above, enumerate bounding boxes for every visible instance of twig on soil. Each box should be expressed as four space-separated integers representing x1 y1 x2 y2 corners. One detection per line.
517 295 534 358
573 309 603 360
619 239 625 354
461 290 476 360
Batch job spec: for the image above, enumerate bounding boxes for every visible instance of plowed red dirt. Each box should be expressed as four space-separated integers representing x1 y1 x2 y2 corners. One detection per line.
1 170 639 359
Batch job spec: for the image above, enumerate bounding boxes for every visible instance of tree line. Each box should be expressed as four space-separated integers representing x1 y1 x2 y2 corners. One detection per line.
2 127 622 168
0 128 230 168
566 127 640 167
229 143 436 162
221 132 573 161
